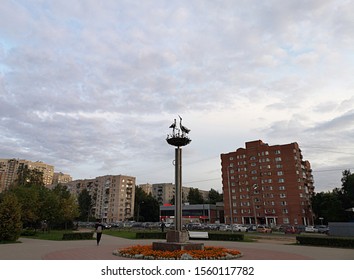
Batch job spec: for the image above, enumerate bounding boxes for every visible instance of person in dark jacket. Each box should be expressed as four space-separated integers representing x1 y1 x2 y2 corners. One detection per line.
94 219 104 246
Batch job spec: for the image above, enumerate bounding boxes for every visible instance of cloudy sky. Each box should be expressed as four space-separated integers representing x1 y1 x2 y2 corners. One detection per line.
1 0 353 193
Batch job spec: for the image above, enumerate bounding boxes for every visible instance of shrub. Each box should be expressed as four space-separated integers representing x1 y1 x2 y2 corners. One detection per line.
62 232 94 240
135 232 166 239
0 193 22 242
21 228 37 236
296 235 354 248
208 233 244 241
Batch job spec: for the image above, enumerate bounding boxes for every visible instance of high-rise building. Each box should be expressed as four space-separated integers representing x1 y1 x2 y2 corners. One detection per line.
66 175 135 223
146 183 209 205
220 140 315 227
0 158 54 192
53 172 72 184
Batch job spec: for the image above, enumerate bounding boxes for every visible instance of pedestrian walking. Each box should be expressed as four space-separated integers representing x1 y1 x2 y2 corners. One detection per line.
95 219 104 246
161 221 165 232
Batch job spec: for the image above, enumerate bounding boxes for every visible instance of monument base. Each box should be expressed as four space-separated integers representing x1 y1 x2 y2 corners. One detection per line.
152 230 204 251
166 230 189 243
152 241 204 252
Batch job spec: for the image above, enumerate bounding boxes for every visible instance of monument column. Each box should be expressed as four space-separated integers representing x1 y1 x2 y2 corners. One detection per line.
152 116 203 250
175 147 182 232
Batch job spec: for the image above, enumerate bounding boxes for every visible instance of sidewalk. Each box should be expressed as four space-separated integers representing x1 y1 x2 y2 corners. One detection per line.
0 234 353 260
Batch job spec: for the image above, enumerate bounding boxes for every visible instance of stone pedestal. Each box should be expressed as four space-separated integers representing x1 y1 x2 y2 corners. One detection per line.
152 230 204 252
152 241 204 251
166 230 189 243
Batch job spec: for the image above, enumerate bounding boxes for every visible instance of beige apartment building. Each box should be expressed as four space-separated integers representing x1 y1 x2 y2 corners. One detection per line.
66 175 135 222
53 172 72 185
0 158 54 192
139 182 209 205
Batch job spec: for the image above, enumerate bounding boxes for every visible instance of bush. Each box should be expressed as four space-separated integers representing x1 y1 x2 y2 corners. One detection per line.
208 233 244 241
0 193 22 242
296 235 354 248
62 232 94 240
135 232 166 239
21 228 37 236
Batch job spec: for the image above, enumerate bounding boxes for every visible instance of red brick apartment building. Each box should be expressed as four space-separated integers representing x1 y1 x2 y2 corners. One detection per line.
221 140 315 227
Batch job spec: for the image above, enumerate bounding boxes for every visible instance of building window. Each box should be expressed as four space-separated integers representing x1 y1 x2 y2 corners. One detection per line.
279 186 285 190
283 218 289 224
278 178 285 183
280 193 286 198
277 171 283 176
275 157 282 162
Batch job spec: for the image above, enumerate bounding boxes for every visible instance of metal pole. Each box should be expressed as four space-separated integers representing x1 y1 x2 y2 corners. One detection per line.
175 147 182 232
252 184 258 226
227 166 234 233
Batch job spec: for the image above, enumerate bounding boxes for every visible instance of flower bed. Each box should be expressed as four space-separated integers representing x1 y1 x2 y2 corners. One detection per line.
113 245 242 260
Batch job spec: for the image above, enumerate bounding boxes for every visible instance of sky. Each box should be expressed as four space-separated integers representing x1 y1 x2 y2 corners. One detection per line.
1 0 353 193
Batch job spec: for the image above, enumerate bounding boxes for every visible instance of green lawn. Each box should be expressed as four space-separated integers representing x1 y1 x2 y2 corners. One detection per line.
21 230 83 241
103 229 144 239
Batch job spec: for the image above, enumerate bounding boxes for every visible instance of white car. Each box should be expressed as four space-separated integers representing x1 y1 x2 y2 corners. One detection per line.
232 224 248 232
305 226 318 233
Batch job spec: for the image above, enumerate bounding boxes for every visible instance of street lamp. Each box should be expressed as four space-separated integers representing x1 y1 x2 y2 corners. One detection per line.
137 201 144 222
252 184 258 226
227 166 234 233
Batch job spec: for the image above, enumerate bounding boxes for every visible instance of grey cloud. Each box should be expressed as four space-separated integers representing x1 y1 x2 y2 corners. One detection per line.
309 110 354 132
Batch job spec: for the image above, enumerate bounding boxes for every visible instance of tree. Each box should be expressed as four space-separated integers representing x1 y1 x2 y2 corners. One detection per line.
10 185 42 228
341 169 354 209
207 188 223 204
134 186 160 222
187 188 204 204
78 189 93 221
16 166 45 188
0 192 22 241
52 184 79 229
311 190 347 223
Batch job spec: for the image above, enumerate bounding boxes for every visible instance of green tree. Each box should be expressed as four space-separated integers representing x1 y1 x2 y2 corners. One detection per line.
0 192 22 242
16 166 45 188
187 188 204 204
341 169 354 209
207 188 223 204
52 184 79 229
78 189 93 221
11 185 42 228
134 186 160 222
311 190 347 223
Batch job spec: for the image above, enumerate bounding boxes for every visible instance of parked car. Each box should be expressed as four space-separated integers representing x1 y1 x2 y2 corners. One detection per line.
283 226 298 234
316 225 329 234
232 224 248 232
245 224 257 231
219 224 231 231
305 226 318 233
257 225 272 233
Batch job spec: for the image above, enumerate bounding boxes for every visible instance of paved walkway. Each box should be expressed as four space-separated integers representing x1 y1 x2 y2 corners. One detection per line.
0 234 353 260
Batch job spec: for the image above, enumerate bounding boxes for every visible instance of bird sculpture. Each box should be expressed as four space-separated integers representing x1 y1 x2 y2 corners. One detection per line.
178 115 190 134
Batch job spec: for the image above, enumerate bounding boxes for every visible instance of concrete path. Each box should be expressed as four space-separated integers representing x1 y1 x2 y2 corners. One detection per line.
0 234 353 260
